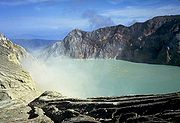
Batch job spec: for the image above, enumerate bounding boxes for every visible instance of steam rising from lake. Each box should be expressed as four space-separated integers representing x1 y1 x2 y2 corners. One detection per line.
23 57 180 98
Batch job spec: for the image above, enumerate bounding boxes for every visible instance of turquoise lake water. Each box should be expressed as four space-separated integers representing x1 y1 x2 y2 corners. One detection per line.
39 59 180 98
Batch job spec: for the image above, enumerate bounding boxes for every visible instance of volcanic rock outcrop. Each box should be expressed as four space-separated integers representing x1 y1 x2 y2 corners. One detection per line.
41 15 180 66
0 33 38 102
29 91 180 123
0 33 53 122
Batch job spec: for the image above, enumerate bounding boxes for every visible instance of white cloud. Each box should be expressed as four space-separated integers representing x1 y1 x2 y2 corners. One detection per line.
101 5 180 25
0 16 89 30
106 0 125 5
82 10 115 29
103 5 180 17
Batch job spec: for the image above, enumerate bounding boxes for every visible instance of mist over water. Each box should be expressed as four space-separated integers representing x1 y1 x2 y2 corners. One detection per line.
23 57 180 98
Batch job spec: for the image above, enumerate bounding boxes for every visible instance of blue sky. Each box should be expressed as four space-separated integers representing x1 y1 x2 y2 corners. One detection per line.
0 0 180 39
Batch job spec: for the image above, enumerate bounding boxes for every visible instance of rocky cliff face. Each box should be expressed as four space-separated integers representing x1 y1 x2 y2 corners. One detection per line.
0 33 53 122
0 33 38 102
41 15 180 66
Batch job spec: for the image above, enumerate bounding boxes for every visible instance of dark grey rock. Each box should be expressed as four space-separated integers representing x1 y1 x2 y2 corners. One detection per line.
29 91 180 123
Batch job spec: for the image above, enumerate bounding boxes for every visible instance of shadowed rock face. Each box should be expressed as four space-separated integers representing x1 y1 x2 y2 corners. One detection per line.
29 91 180 123
41 15 180 66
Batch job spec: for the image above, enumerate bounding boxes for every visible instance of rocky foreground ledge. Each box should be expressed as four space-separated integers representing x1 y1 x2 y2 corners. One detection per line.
26 91 180 123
